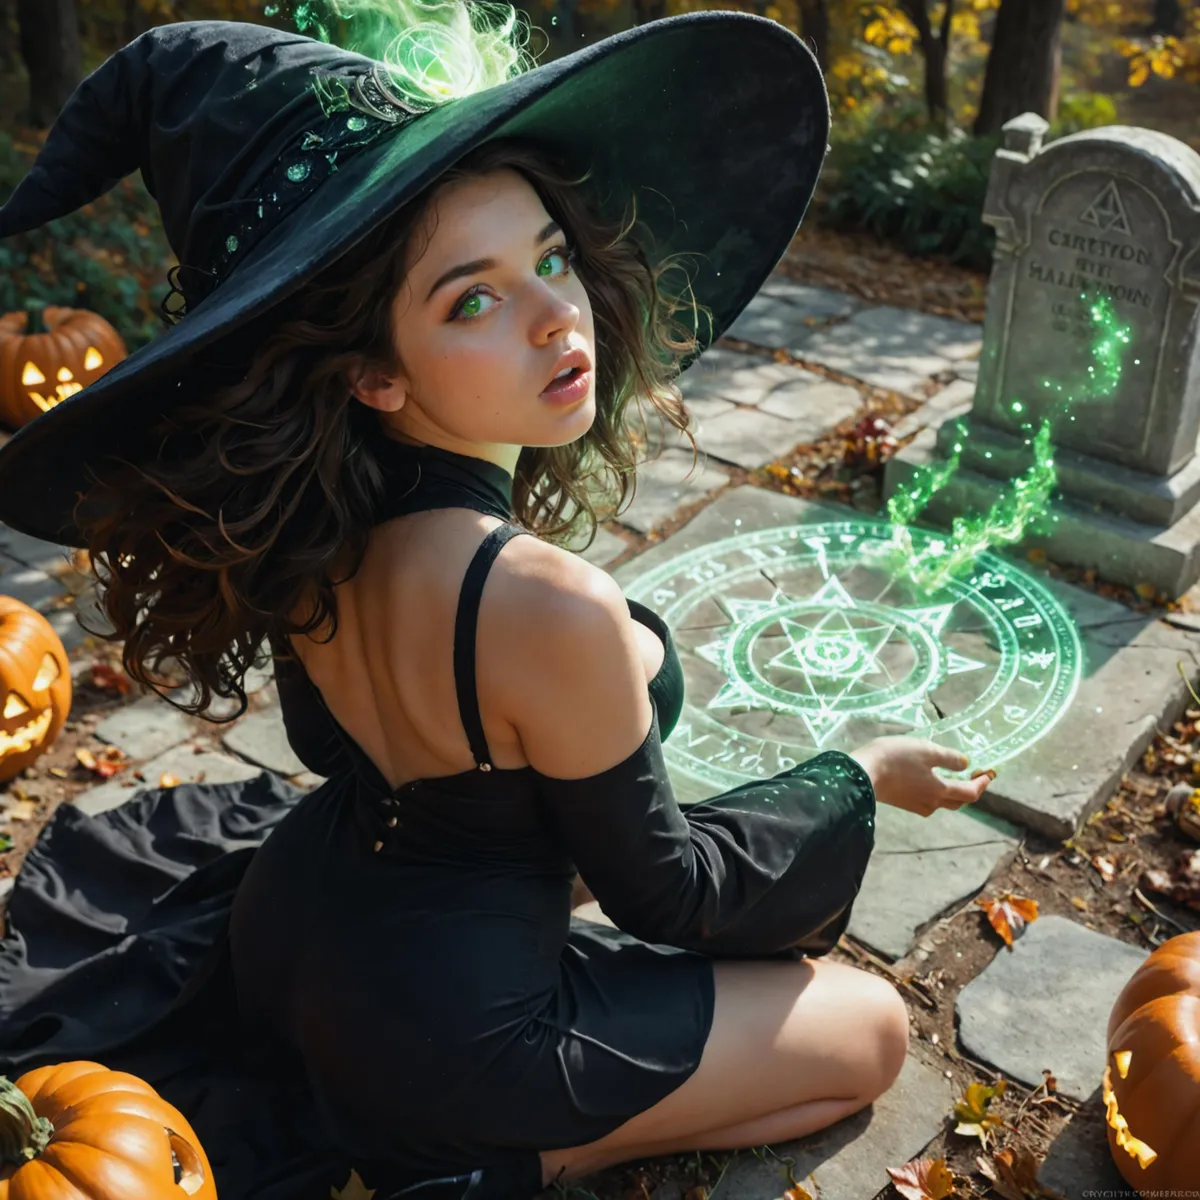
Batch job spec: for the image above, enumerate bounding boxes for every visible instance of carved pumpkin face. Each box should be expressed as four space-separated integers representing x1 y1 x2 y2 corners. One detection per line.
1105 930 1200 1191
0 1060 218 1199
0 596 71 783
0 306 126 431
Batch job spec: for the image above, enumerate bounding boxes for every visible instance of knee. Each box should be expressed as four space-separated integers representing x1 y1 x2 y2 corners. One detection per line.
861 975 909 1099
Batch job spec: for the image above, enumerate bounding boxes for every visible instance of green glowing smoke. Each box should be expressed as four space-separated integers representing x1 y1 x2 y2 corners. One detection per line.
883 292 1132 593
264 0 539 115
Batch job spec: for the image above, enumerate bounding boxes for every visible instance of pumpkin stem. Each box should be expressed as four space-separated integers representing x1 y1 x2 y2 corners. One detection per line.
0 1077 53 1164
21 301 47 336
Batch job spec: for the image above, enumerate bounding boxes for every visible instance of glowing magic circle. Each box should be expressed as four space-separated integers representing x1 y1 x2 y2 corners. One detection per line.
622 520 1083 794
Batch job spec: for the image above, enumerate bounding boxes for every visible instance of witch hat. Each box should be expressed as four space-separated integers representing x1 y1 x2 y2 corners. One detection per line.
0 5 829 546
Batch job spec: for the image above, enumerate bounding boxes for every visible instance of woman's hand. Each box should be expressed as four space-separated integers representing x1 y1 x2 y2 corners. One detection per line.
849 736 993 818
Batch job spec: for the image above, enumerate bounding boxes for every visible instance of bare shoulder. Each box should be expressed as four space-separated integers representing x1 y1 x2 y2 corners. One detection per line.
489 534 654 780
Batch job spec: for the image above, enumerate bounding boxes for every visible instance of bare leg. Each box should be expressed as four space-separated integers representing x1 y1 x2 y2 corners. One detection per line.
539 957 907 1186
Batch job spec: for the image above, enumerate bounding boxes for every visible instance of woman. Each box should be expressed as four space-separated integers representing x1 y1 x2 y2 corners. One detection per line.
0 4 990 1197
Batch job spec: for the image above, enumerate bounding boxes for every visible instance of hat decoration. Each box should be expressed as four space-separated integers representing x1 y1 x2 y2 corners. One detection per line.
0 0 537 324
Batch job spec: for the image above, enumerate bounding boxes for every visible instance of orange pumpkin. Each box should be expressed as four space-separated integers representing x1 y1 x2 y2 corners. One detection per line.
0 1060 216 1198
1104 930 1200 1193
0 305 126 431
0 596 71 784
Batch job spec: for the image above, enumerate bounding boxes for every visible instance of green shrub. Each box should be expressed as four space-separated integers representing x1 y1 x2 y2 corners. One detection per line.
0 130 175 353
1050 90 1119 137
818 104 1000 270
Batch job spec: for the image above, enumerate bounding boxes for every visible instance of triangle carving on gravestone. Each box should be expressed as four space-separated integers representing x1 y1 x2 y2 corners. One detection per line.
1079 179 1132 235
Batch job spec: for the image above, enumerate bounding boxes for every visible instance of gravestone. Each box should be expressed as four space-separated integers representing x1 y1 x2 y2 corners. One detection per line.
884 114 1200 596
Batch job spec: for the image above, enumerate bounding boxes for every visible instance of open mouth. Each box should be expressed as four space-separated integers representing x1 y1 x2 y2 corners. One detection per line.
0 709 52 757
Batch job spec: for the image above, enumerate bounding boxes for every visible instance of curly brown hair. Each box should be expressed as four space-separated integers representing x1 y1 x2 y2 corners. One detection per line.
75 135 710 719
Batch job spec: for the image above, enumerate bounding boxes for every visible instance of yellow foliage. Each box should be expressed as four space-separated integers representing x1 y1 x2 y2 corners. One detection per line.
862 6 917 57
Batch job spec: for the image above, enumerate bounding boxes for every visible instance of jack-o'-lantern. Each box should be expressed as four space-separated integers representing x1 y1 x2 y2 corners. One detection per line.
0 596 71 784
0 1060 217 1198
1104 930 1200 1193
0 304 126 431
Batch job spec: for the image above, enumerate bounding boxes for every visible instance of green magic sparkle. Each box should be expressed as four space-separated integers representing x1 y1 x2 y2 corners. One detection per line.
883 293 1133 592
265 0 537 114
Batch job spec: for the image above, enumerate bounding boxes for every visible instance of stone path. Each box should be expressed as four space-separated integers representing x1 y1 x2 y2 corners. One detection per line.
3 276 1176 1198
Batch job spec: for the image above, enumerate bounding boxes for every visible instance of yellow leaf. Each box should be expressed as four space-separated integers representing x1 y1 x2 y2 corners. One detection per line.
1129 61 1150 87
887 1155 957 1200
331 1169 375 1200
159 773 180 788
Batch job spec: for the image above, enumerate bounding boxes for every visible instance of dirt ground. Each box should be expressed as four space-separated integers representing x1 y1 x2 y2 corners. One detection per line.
4 227 1198 1199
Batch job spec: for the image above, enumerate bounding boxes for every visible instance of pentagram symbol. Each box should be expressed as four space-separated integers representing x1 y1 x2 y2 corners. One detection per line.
1079 179 1132 235
622 520 1082 795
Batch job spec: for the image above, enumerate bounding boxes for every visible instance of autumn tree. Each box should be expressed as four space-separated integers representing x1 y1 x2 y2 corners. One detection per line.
797 0 830 68
973 0 1066 135
895 0 955 122
15 0 82 127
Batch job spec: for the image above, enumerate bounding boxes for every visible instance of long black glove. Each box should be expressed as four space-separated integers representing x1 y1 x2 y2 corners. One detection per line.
536 704 876 958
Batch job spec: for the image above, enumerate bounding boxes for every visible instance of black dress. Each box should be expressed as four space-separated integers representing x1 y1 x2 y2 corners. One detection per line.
0 437 877 1200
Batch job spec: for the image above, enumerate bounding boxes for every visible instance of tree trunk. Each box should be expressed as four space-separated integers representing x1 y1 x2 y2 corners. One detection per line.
15 0 81 128
898 0 954 124
797 0 829 71
1151 0 1184 36
973 0 1065 137
629 0 667 25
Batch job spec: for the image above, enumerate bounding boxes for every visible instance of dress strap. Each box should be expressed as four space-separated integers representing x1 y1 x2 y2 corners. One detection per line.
453 523 531 771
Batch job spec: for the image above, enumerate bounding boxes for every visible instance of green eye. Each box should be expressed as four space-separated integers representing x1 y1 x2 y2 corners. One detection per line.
450 244 577 321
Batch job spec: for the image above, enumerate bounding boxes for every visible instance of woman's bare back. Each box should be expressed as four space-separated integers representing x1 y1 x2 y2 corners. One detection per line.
287 509 664 791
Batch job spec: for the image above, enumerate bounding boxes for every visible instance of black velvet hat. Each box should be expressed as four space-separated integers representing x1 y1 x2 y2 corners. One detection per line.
0 5 829 547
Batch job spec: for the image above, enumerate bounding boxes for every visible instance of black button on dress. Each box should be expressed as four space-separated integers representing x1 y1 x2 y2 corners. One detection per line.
0 435 876 1200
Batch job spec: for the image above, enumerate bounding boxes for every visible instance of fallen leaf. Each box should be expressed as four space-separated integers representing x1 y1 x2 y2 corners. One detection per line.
1141 848 1200 911
159 773 180 788
886 1155 957 1199
783 1184 815 1200
48 767 67 779
7 800 37 822
90 662 133 695
330 1168 375 1200
1090 854 1117 885
953 1079 1007 1148
76 746 127 779
683 1190 709 1200
0 834 13 852
976 893 1039 948
1069 896 1088 912
976 1144 1065 1199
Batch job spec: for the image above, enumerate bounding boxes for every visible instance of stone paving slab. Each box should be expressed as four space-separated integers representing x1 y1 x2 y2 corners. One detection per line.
94 694 194 761
792 307 982 399
724 280 860 346
606 484 1192 842
706 1051 951 1200
847 802 1021 961
221 701 307 776
956 573 1200 841
73 746 264 816
1039 1094 1135 1197
956 915 1149 1102
888 379 976 443
614 449 731 535
0 552 68 611
0 525 72 575
699 405 833 470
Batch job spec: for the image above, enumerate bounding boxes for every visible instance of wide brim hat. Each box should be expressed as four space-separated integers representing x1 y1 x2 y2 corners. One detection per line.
0 9 828 547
